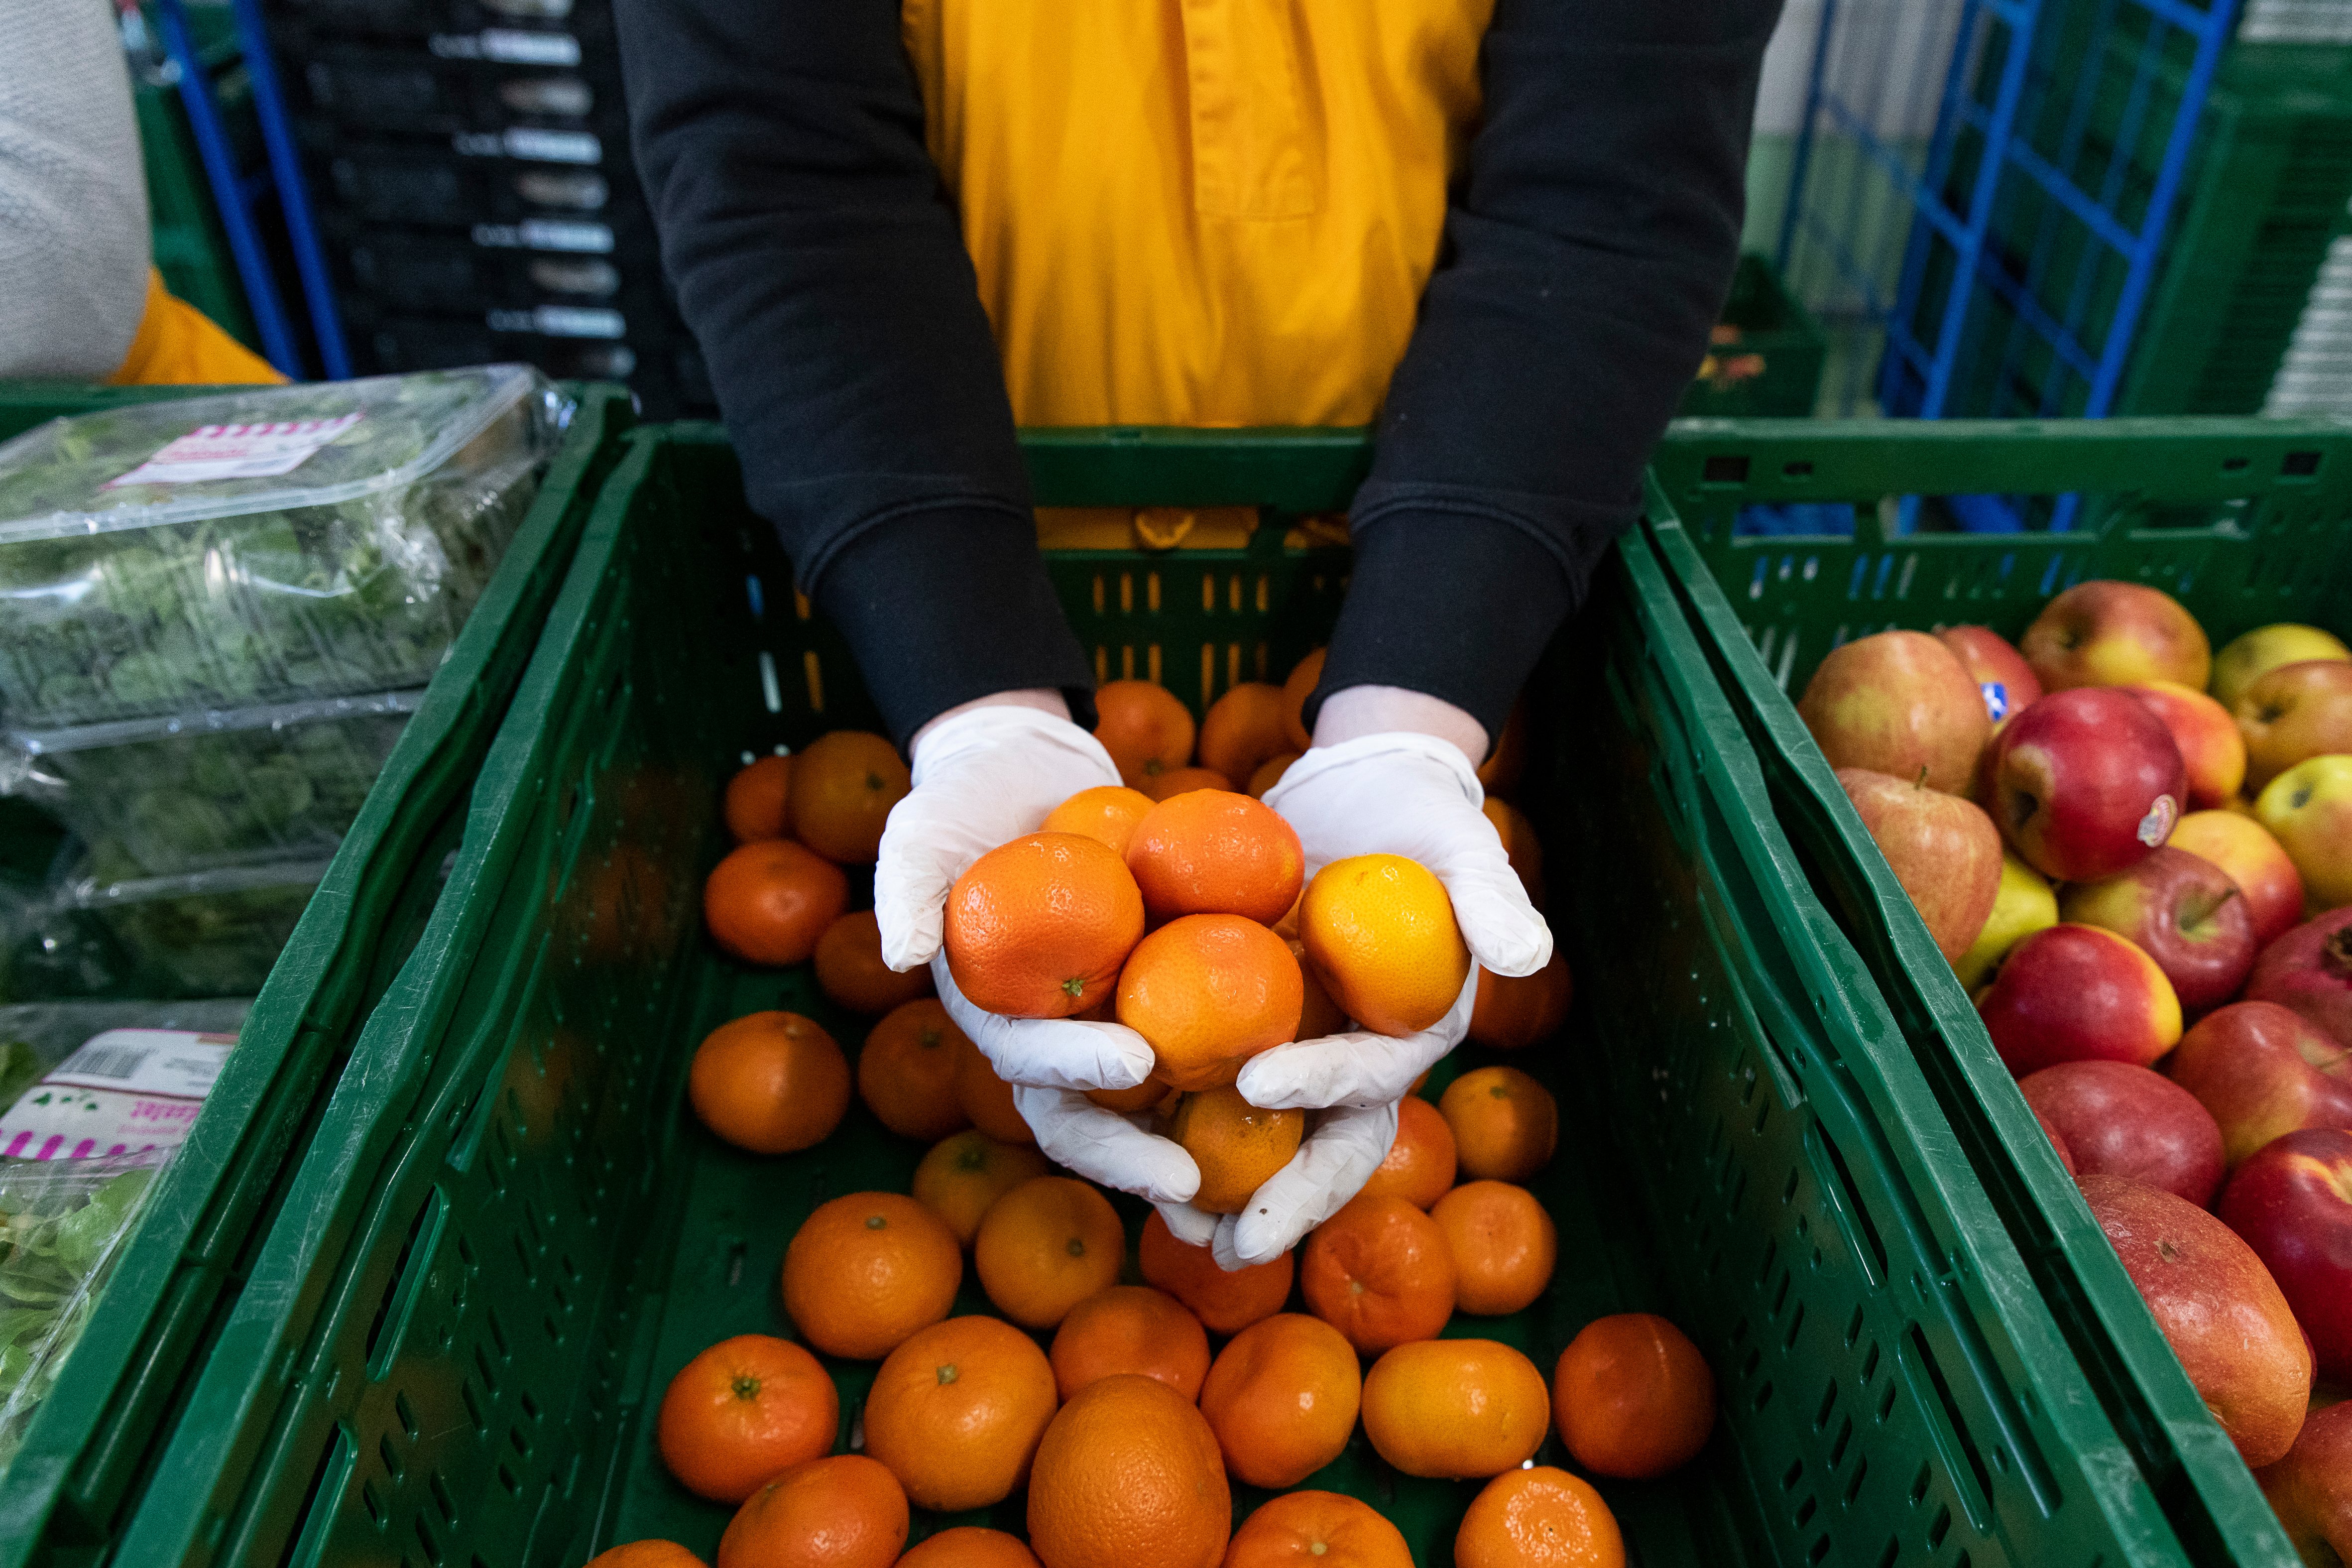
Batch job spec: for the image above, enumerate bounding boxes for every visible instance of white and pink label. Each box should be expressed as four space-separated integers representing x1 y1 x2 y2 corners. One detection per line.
0 1029 235 1161
105 412 363 486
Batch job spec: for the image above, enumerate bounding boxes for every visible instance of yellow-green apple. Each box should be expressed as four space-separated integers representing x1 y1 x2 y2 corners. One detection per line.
2168 1000 2352 1167
2060 846 2257 1015
1977 924 2183 1074
1989 687 2188 881
1955 851 2059 990
2022 580 2212 692
1798 631 1991 794
2032 1105 2078 1175
2020 1060 2225 1204
1836 767 2002 962
2247 907 2352 1049
2122 680 2245 809
2168 810 2307 949
2213 621 2352 710
2079 1172 2313 1467
2218 1128 2352 1380
2255 1397 2352 1564
1937 624 2042 732
2255 754 2352 911
2235 660 2352 793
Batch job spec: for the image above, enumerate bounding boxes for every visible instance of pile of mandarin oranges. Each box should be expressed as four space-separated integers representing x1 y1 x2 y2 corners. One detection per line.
608 659 1707 1568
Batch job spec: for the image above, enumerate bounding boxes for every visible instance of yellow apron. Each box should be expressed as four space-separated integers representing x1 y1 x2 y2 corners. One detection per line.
108 270 285 387
901 0 1493 430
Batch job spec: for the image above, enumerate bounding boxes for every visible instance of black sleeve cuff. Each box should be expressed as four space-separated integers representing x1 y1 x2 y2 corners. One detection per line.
1310 488 1627 748
807 507 1097 748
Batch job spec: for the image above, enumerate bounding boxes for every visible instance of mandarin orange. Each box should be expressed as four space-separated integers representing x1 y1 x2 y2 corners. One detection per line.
1199 683 1293 786
1299 855 1469 1036
1085 1078 1178 1115
1298 1195 1455 1354
1291 941 1349 1038
705 840 847 966
786 731 909 864
656 1334 837 1503
912 1131 1051 1246
690 1012 849 1155
1048 1285 1210 1402
862 1316 1058 1511
1480 795 1546 907
945 833 1146 1017
781 1193 960 1359
1094 681 1197 790
855 999 970 1142
586 1542 706 1568
1440 1066 1558 1182
1551 1313 1716 1479
1361 1338 1549 1478
1280 650 1326 751
1027 1375 1230 1568
897 1529 1042 1568
815 910 933 1015
1247 751 1301 800
1196 1313 1361 1488
723 754 793 844
974 1177 1125 1330
1125 790 1304 924
1117 915 1303 1091
716 1455 906 1568
1467 953 1572 1051
952 1038 1038 1146
1167 1086 1304 1214
1356 1093 1456 1209
1226 1492 1411 1568
1042 785 1158 858
1142 766 1233 802
1138 1211 1294 1335
1455 1467 1624 1568
1432 1180 1557 1316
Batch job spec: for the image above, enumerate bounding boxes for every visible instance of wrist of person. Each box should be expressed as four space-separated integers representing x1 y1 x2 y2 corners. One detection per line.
1309 685 1486 770
910 688 1073 755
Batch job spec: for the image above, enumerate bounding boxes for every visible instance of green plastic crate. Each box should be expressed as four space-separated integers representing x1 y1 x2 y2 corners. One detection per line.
115 423 2264 1568
0 384 634 1568
1649 415 2352 1568
1680 254 1830 419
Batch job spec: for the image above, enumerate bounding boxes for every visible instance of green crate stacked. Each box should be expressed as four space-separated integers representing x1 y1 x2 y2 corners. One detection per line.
1651 415 2352 1568
0 384 633 1568
103 422 2299 1568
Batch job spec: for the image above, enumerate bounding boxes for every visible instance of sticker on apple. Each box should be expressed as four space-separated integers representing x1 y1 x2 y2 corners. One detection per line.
1980 681 2010 723
2137 794 2179 847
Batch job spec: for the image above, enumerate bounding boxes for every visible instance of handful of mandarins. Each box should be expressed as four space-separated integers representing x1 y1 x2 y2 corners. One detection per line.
941 779 1469 1212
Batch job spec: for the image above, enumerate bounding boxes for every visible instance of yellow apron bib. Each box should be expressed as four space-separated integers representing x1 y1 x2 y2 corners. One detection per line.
901 0 1493 429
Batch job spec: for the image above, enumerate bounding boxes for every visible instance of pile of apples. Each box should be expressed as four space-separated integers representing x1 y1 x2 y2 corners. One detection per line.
1799 583 2352 1551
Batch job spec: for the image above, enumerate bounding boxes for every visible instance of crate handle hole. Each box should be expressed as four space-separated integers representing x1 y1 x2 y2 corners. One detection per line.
2221 457 2248 473
1782 461 1813 478
1704 455 1751 484
2283 451 2321 477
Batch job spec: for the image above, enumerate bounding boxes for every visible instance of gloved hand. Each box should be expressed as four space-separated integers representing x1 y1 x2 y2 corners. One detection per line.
877 700 1195 1203
1161 729 1551 1267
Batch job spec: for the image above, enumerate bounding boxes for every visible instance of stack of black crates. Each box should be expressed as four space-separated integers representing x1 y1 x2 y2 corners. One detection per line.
263 0 712 415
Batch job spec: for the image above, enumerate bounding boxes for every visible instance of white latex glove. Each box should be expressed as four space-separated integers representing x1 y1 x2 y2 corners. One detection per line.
1158 729 1552 1267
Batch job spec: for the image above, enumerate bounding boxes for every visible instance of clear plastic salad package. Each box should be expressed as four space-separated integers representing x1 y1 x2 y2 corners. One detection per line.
0 366 568 728
0 1001 249 1472
58 856 329 999
0 689 424 879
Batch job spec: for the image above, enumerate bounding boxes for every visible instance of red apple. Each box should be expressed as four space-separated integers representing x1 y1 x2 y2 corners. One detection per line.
2167 1001 2352 1167
1938 624 2043 732
1797 630 1991 795
2255 1398 2352 1566
2234 658 2352 794
2021 580 2212 692
2246 906 2352 1049
2021 1061 2225 1205
1836 767 2003 962
1988 687 2188 882
2218 1128 2352 1381
2033 1106 2079 1175
2168 810 2306 949
2121 681 2245 810
1977 924 2184 1074
2079 1172 2312 1468
2059 846 2257 1016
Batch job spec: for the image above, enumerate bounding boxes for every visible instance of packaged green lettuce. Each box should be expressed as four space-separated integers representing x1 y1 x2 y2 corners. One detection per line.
58 857 326 999
1 689 422 879
0 366 567 728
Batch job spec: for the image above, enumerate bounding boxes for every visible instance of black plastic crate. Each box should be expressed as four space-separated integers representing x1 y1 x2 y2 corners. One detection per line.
265 0 611 49
339 225 663 313
316 139 627 225
289 43 625 140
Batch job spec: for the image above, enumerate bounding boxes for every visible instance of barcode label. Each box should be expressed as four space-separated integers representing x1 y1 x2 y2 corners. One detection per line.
61 1046 147 1081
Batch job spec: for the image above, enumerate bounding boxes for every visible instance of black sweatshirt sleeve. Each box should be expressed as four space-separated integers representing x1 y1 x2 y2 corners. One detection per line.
1312 0 1783 747
613 0 1094 746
